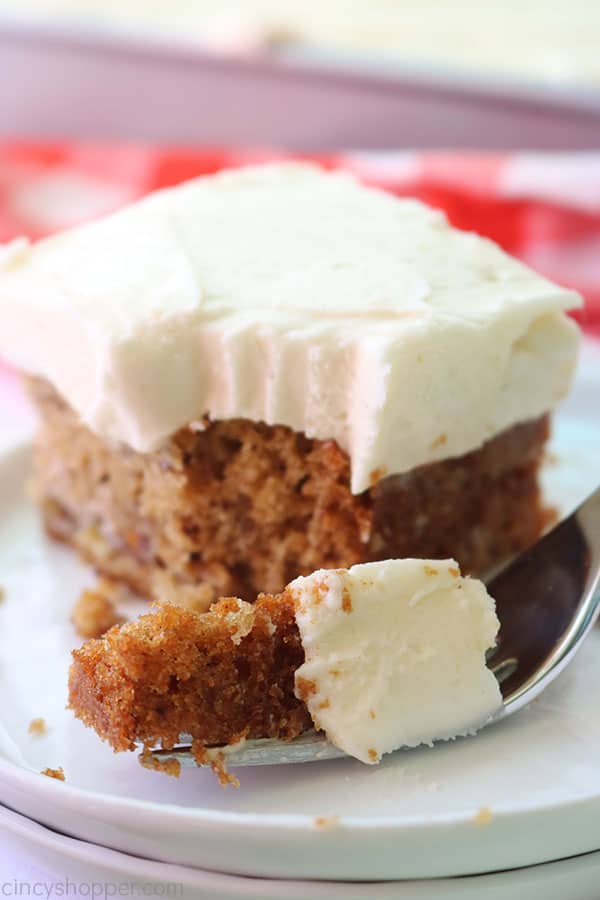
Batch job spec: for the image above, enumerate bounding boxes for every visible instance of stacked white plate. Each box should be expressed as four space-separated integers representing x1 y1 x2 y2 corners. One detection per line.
1 340 600 898
4 805 600 900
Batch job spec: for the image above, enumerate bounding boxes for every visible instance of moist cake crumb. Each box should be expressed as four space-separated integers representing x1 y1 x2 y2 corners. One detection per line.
72 582 125 639
41 766 65 781
474 806 493 826
28 718 47 737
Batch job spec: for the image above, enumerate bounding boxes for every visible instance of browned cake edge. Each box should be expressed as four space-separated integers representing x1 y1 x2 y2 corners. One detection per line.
68 592 311 757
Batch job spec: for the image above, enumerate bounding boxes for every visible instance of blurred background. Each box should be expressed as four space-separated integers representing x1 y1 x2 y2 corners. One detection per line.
1 0 599 148
0 1 598 331
3 0 600 86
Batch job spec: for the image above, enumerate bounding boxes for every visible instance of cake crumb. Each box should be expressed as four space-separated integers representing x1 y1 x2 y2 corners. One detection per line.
474 806 493 826
0 586 5 605
72 582 125 639
423 565 439 577
314 815 340 830
192 743 240 788
448 566 460 578
369 709 376 720
368 748 378 762
312 581 330 605
28 718 47 737
41 766 65 781
139 747 181 778
318 699 330 710
341 587 353 613
329 668 341 678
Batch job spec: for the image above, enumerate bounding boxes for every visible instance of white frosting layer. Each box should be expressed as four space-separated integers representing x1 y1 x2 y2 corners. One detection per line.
289 559 502 763
0 163 580 493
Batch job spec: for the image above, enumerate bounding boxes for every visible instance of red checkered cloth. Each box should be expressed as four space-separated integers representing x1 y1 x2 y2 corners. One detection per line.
0 144 598 335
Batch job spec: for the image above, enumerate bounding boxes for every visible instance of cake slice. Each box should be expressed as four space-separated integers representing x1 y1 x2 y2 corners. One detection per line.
69 559 502 773
0 163 580 606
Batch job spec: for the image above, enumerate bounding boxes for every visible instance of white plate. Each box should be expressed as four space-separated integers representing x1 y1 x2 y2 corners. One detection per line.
5 804 600 900
0 341 599 882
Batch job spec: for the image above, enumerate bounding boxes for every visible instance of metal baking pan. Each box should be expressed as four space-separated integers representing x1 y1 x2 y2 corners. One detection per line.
1 16 600 148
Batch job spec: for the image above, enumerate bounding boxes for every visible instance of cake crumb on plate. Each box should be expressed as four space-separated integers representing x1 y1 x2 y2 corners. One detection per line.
41 766 65 781
314 816 340 830
474 806 493 825
28 717 47 737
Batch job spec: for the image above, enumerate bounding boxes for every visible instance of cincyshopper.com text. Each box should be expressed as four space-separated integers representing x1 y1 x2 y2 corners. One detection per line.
1 882 183 899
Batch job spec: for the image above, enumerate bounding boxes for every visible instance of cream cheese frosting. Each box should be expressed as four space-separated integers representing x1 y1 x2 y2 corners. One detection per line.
289 559 502 763
0 162 580 493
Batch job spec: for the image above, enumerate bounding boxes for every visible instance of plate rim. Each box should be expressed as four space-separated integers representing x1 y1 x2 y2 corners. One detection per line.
4 801 600 899
1 338 600 879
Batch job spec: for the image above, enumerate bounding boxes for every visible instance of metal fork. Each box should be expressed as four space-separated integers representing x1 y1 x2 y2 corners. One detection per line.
149 486 600 769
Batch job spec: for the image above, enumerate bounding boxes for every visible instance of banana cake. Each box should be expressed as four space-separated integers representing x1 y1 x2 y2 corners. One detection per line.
0 163 580 607
0 162 581 770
